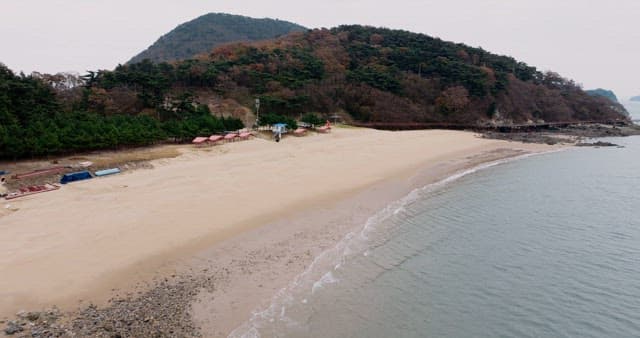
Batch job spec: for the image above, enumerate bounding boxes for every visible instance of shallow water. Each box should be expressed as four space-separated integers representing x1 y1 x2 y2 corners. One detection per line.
232 134 640 338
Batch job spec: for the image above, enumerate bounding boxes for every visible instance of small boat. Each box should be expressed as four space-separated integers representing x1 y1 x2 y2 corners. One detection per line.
94 168 121 177
316 121 332 133
77 161 93 168
293 128 307 136
12 166 66 179
5 184 60 200
60 171 93 184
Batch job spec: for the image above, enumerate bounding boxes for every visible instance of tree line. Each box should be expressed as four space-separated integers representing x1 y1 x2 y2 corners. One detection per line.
0 64 243 159
1 25 629 158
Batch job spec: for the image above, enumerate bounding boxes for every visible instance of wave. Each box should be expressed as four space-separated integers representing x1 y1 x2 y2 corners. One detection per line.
228 149 563 338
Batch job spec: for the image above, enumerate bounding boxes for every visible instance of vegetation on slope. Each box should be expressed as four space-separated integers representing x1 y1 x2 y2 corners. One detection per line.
0 25 630 159
128 13 306 64
586 88 618 103
0 64 243 159
104 26 628 124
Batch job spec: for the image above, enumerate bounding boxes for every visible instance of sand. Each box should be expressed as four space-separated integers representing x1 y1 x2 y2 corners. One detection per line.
0 128 557 335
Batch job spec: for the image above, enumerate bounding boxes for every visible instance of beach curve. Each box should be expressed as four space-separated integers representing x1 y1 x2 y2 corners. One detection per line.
0 128 559 336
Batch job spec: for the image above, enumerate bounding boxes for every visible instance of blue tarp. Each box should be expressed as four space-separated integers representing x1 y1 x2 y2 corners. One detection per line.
94 168 121 177
60 171 93 184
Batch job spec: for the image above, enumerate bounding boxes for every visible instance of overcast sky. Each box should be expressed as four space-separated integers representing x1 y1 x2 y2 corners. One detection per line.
1 0 638 99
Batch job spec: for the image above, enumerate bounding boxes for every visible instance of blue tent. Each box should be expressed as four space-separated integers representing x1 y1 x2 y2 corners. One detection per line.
272 123 288 133
272 123 288 142
60 171 93 184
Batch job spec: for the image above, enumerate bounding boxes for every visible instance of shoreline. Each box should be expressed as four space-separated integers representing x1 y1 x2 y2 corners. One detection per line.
225 147 565 337
0 129 559 336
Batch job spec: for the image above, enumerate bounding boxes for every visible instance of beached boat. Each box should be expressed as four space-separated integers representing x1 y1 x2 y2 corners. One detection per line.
293 127 307 136
94 168 121 177
12 166 67 179
60 171 93 184
5 184 60 200
316 121 332 133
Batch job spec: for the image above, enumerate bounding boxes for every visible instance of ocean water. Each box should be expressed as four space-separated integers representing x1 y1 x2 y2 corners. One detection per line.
623 100 640 122
231 135 640 338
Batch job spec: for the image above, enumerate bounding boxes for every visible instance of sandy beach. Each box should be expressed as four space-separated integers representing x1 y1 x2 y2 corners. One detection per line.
0 128 558 336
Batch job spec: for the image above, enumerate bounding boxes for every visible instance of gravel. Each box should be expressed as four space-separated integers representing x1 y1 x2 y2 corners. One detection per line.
3 269 229 337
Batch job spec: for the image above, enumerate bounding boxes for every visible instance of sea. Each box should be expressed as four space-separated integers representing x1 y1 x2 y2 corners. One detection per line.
231 101 640 338
628 100 640 123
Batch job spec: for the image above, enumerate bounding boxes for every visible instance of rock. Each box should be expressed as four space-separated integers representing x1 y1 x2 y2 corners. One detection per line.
575 141 619 147
4 321 24 335
26 312 40 321
102 322 114 332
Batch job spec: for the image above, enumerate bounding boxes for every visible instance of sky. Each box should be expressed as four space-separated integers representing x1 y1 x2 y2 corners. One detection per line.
1 0 639 99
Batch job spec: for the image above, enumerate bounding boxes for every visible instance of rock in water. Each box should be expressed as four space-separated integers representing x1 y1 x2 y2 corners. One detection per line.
575 141 619 147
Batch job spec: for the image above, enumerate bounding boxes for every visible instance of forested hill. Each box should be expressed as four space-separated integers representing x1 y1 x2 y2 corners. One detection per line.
586 88 619 103
0 25 631 159
128 13 306 64
115 25 627 125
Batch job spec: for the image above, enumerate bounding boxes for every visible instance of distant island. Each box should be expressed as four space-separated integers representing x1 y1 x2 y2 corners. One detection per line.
630 96 640 102
586 88 618 103
128 13 307 64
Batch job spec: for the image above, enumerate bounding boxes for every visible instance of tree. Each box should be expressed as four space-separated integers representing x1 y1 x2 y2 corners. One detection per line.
301 113 323 126
436 86 470 115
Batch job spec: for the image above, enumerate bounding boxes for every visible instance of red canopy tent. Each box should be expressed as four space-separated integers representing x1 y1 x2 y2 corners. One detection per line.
224 133 238 142
209 135 224 142
192 137 208 145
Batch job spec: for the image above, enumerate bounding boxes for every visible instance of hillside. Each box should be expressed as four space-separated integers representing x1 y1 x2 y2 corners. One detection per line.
586 88 618 103
0 25 631 158
128 13 306 64
108 26 629 125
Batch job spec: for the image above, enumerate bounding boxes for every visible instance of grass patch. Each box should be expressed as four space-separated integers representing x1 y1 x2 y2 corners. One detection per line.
89 146 183 168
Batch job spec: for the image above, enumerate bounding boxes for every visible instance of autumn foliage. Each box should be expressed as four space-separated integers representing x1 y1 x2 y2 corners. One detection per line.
81 25 629 127
0 25 630 158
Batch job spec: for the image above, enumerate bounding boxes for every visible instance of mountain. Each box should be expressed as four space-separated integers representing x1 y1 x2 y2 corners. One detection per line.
128 13 306 64
586 88 618 103
0 25 631 158
112 25 628 125
631 96 640 102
